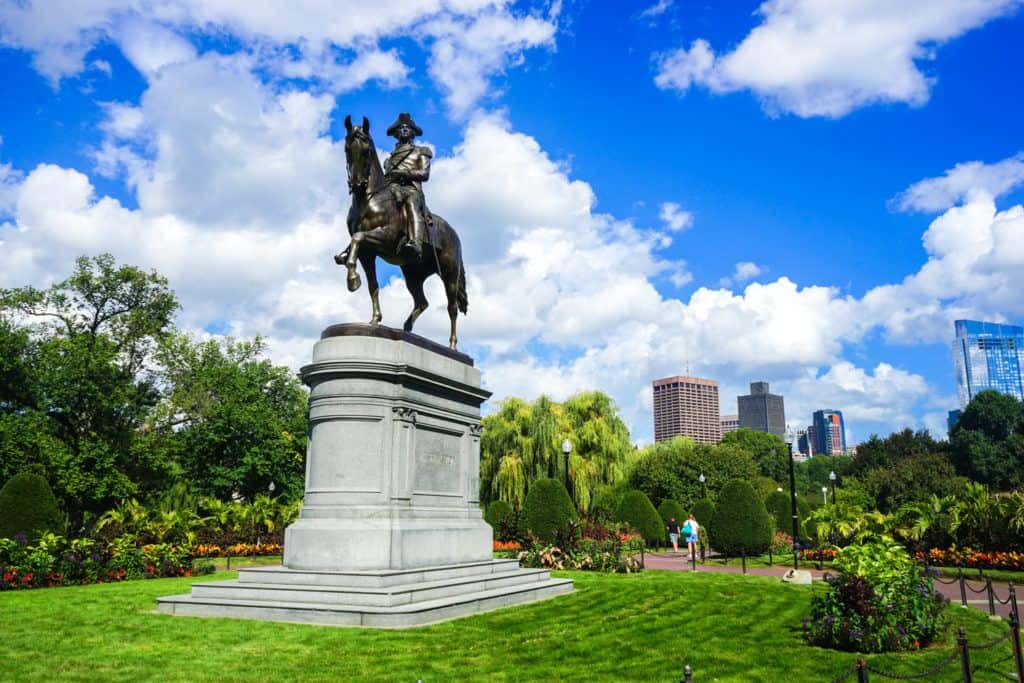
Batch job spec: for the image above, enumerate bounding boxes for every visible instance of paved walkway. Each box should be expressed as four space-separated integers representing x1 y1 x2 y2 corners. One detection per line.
641 552 1021 619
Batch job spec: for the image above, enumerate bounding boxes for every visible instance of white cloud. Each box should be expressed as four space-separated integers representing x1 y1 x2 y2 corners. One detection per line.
0 0 553 115
891 152 1024 212
719 261 765 287
653 0 1023 118
658 201 694 232
639 0 673 20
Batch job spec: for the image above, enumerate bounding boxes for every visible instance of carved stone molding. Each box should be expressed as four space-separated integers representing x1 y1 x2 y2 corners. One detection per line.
392 406 417 423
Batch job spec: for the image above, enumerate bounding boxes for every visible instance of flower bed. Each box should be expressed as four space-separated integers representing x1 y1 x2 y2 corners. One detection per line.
802 547 838 562
493 540 521 552
192 543 283 558
0 534 214 591
917 547 1024 571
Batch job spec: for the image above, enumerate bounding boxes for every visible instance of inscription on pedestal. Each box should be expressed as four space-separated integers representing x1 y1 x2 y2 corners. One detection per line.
414 428 461 495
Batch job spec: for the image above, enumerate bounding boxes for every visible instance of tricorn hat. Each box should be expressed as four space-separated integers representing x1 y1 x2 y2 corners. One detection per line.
386 112 422 138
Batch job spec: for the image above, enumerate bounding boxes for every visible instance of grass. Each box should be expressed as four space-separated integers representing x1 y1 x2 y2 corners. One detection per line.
0 570 1016 682
930 565 1024 584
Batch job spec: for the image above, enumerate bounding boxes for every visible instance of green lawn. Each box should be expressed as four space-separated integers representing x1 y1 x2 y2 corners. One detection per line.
0 570 1016 682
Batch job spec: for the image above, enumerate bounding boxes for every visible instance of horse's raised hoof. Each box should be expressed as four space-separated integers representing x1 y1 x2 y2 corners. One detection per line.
347 272 361 292
333 250 348 265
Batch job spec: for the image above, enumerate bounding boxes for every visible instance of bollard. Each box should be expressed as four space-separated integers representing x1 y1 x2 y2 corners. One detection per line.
958 627 973 683
987 578 996 617
959 571 968 608
855 658 869 683
1011 607 1024 683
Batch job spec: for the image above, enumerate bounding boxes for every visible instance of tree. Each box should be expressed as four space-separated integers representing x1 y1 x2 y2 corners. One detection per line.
862 454 961 513
764 490 791 531
614 490 663 546
709 480 771 556
627 437 758 509
657 499 686 528
851 429 945 478
480 392 631 514
720 429 789 481
521 478 577 545
151 334 308 502
0 255 179 524
950 391 1024 490
0 472 65 540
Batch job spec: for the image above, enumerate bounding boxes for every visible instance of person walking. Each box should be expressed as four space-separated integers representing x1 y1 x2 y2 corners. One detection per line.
665 517 681 553
684 514 700 560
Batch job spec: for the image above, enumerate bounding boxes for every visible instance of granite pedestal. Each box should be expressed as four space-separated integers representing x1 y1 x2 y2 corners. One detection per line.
157 324 573 627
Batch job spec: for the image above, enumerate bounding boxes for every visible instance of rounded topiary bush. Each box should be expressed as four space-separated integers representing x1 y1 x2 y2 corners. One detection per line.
522 478 577 545
690 498 715 546
710 479 772 557
657 499 686 528
483 500 517 542
0 472 64 541
764 490 791 531
614 490 663 546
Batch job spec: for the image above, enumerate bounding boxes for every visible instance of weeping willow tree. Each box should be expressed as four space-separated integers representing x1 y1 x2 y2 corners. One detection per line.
479 391 632 514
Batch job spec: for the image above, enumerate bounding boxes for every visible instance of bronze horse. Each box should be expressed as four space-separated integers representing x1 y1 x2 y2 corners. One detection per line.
335 116 468 349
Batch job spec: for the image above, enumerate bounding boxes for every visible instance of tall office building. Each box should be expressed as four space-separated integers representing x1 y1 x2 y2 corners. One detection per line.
737 381 786 438
812 410 846 456
952 319 1024 408
653 376 722 444
797 429 814 457
720 414 740 435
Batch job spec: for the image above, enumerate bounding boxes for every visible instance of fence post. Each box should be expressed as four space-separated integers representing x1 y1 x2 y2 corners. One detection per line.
690 552 696 572
680 664 693 682
987 578 996 617
741 552 747 574
640 545 645 569
768 546 772 566
958 627 973 683
1011 584 1020 624
856 658 869 683
1011 607 1024 683
960 570 968 608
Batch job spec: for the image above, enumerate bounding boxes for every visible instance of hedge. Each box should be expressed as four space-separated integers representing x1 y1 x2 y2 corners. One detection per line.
657 499 686 528
614 490 663 546
522 478 577 544
710 479 772 556
0 473 64 541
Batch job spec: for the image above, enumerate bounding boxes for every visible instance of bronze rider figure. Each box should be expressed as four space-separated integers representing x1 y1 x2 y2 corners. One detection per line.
384 112 432 259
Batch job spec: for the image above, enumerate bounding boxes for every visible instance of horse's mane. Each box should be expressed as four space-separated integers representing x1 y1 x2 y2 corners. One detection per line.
365 136 386 197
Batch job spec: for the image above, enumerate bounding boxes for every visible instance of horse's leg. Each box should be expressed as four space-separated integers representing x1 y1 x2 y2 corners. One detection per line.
344 232 364 292
444 275 459 349
402 268 429 333
360 252 382 325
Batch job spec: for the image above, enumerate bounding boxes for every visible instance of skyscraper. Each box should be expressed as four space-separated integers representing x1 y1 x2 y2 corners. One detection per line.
952 319 1024 407
797 429 814 457
812 410 846 456
720 414 740 435
653 376 722 444
737 381 786 438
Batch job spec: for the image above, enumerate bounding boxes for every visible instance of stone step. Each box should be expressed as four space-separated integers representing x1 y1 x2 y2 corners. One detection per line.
192 568 551 607
237 558 522 588
157 577 574 629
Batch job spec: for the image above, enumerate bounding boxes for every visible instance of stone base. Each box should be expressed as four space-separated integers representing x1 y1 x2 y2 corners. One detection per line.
157 559 573 628
781 569 815 585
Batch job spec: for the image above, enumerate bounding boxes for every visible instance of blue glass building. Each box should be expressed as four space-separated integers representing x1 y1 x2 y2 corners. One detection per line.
812 409 846 456
952 320 1024 408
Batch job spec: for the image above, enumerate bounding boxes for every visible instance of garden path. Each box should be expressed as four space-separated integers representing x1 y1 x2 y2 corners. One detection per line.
641 552 1021 619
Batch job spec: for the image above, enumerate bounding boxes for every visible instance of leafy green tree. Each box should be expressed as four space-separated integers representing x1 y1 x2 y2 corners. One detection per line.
657 499 686 528
521 478 577 544
480 392 631 514
0 472 65 540
950 391 1024 490
850 429 946 478
764 490 791 531
709 480 772 556
720 429 789 481
862 453 961 513
614 490 663 546
151 334 307 502
627 437 757 509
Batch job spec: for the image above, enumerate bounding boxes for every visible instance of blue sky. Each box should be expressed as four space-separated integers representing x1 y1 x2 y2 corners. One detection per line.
1 0 1023 443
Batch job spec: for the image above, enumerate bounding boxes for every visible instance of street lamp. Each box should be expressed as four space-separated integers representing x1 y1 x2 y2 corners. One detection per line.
829 470 837 505
821 486 828 505
698 473 706 499
784 426 799 570
561 439 572 492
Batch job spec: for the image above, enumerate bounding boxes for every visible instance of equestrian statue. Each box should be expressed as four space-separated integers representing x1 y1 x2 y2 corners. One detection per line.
335 113 468 350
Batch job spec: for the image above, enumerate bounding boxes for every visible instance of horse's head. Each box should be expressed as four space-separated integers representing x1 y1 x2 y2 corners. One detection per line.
344 115 373 193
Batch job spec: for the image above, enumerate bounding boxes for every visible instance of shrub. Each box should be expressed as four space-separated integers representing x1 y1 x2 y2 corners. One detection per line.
805 541 946 652
521 478 577 545
483 500 518 542
518 534 644 573
710 480 772 557
690 499 715 546
657 499 686 529
614 490 663 546
764 490 791 531
0 473 64 541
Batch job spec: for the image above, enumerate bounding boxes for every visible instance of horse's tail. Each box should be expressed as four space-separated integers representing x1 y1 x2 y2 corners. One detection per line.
456 255 468 314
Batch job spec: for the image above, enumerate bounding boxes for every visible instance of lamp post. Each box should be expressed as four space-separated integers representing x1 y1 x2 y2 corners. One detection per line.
829 470 837 505
697 473 707 561
784 427 799 570
698 473 706 499
561 439 572 493
821 486 828 505
268 481 276 494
